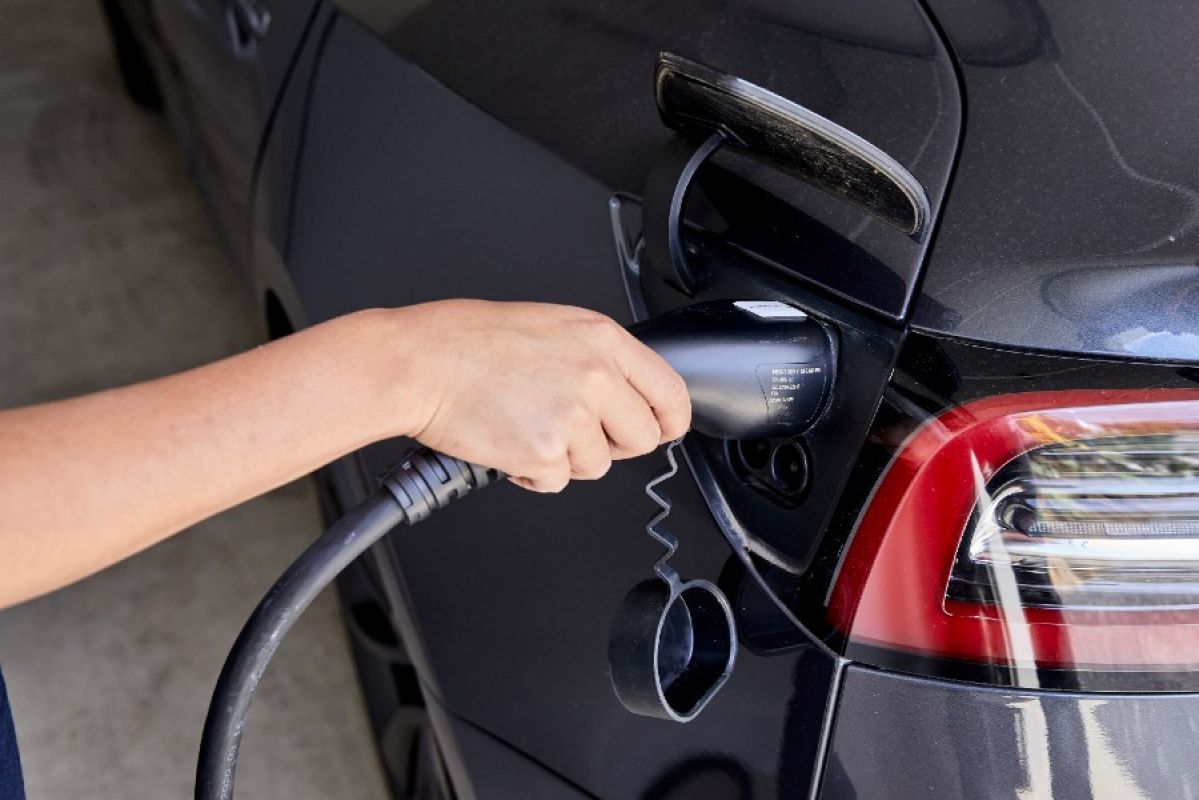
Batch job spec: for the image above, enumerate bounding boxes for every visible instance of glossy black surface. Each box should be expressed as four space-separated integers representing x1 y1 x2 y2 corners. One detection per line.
630 302 832 440
826 666 1199 799
276 17 841 796
334 0 960 320
915 0 1199 362
140 0 319 266
132 0 1199 795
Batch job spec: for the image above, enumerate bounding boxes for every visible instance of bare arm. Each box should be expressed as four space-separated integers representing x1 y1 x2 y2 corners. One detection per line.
0 300 690 608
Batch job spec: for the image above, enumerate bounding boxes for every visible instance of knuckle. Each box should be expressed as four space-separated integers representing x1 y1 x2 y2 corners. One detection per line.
578 309 617 330
578 360 611 393
529 429 566 465
663 377 692 434
665 372 690 407
637 424 662 453
662 419 689 442
579 313 624 345
542 473 571 493
579 455 612 480
525 457 569 492
612 423 658 458
553 396 593 430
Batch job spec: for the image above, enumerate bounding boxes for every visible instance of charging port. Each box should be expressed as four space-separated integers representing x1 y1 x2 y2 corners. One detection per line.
735 438 772 472
729 437 812 505
770 442 810 496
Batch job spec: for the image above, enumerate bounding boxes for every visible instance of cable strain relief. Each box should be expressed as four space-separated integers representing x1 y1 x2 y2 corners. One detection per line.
381 447 503 525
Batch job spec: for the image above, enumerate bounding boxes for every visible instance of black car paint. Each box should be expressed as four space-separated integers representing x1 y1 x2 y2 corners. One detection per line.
824 666 1199 799
914 0 1199 361
121 0 1199 796
139 0 319 265
277 19 838 795
335 0 961 323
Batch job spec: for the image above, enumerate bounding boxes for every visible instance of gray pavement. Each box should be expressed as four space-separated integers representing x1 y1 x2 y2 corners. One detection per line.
0 1 388 797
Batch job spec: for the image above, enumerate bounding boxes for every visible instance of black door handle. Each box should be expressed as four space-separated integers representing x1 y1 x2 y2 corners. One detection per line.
227 0 270 52
643 53 930 295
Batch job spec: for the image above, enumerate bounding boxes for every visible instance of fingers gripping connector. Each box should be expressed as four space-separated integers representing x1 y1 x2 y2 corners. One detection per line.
382 448 503 526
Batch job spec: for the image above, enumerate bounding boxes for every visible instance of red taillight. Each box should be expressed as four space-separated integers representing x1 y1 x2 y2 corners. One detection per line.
829 389 1199 675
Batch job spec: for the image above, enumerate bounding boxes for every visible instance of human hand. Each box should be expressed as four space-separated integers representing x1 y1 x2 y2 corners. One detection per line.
388 300 690 492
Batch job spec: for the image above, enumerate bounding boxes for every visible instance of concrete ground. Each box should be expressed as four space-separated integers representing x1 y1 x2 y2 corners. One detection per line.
0 1 389 797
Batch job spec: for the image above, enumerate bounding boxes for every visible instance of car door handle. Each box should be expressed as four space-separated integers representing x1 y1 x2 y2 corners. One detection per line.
644 52 930 294
227 0 270 51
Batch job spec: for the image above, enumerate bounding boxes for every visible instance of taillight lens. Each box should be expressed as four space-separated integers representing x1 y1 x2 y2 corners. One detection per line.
949 432 1199 611
830 390 1199 681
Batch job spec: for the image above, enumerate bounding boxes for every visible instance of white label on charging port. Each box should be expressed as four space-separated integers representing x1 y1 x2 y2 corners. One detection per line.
734 300 808 320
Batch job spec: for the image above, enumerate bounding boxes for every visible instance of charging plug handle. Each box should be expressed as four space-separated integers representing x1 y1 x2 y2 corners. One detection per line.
631 301 832 440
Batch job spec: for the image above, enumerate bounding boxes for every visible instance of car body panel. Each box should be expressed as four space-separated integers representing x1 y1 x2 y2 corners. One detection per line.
913 0 1199 362
138 0 319 264
332 0 961 322
824 666 1199 799
422 696 594 800
283 23 836 796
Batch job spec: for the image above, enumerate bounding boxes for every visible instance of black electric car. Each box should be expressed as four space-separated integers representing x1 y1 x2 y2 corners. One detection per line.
104 0 1199 797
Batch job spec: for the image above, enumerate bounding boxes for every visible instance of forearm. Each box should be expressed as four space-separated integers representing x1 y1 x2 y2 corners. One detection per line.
0 299 689 609
0 309 414 608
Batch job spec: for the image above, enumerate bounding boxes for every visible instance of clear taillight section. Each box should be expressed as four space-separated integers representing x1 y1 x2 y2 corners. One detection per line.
949 433 1199 611
829 390 1199 684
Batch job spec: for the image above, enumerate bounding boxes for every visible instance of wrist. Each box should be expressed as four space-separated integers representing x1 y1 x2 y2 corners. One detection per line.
348 307 435 441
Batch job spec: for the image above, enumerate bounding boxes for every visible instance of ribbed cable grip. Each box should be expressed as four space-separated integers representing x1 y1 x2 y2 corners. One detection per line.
381 447 502 525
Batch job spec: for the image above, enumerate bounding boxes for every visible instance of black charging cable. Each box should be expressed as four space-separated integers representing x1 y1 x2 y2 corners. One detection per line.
195 448 499 800
194 300 835 798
